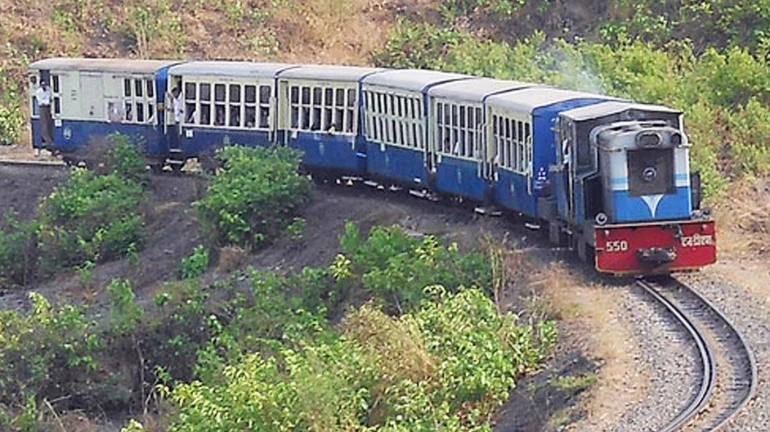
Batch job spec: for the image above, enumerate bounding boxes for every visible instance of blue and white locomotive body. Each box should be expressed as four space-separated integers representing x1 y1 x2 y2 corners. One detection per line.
28 57 715 274
29 58 178 164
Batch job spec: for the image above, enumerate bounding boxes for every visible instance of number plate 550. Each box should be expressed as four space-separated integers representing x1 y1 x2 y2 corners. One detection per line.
605 240 629 252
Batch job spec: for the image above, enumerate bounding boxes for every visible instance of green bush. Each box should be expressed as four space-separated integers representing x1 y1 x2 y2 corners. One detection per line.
338 222 493 313
179 245 210 279
0 212 38 288
194 146 312 250
168 287 556 432
106 133 151 185
0 293 104 410
0 71 24 146
37 168 145 273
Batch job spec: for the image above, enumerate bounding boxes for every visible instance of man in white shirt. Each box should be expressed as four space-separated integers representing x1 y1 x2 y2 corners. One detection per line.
36 79 54 148
172 86 183 123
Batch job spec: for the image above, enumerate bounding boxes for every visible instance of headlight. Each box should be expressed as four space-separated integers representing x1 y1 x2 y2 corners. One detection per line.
637 132 662 148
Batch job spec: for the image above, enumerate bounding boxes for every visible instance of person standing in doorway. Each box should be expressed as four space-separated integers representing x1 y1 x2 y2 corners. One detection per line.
171 85 183 151
36 79 54 149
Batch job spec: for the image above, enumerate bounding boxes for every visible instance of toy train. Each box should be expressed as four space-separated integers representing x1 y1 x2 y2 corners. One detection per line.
27 58 716 274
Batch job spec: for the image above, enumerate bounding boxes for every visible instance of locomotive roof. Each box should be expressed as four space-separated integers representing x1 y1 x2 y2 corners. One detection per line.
29 58 178 73
486 87 612 114
362 69 472 92
168 61 298 77
560 101 681 121
278 65 384 82
428 78 536 102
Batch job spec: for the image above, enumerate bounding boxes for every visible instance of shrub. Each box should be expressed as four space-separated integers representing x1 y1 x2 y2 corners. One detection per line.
36 168 145 273
0 293 104 410
338 222 493 313
194 146 312 250
179 245 210 279
0 212 38 288
106 133 151 185
169 287 556 431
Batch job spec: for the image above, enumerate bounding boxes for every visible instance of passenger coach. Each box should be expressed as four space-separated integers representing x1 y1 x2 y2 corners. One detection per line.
29 58 178 168
166 61 297 168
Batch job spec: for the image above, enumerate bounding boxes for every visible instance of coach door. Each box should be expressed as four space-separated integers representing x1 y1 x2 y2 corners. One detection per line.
80 73 104 121
164 76 182 153
479 106 494 181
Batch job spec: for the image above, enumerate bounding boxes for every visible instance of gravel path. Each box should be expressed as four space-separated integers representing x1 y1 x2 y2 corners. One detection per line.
604 286 702 432
680 274 770 432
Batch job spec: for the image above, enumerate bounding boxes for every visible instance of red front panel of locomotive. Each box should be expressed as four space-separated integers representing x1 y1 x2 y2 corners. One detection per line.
595 220 717 274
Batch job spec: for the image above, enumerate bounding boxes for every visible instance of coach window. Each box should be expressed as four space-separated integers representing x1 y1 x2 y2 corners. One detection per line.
505 118 513 169
524 123 532 172
311 87 322 131
290 86 299 128
243 85 256 128
199 83 211 125
135 79 143 98
301 86 311 129
184 82 196 124
259 85 270 129
214 84 225 126
228 84 240 127
147 79 155 122
322 88 332 131
336 88 345 131
347 89 355 133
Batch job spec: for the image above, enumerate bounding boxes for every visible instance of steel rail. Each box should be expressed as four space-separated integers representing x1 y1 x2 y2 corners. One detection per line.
637 278 716 432
638 277 757 431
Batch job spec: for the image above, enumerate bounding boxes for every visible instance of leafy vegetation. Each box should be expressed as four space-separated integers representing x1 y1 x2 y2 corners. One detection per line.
194 146 312 250
169 287 555 432
0 222 555 432
179 245 210 280
0 135 147 287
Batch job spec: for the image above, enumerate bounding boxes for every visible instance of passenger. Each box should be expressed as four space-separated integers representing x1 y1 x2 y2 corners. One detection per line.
215 106 225 126
36 79 54 148
172 86 183 124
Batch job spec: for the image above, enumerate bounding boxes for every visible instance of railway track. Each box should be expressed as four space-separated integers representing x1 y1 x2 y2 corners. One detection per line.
0 158 67 168
638 277 757 432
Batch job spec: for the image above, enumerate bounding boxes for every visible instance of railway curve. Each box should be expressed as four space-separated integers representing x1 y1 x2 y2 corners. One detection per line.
638 277 757 431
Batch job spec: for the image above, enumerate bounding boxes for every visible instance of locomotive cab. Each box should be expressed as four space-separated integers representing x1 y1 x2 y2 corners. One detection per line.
553 102 715 274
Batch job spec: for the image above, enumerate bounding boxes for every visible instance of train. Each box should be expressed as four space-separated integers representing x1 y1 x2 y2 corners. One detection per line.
27 57 717 274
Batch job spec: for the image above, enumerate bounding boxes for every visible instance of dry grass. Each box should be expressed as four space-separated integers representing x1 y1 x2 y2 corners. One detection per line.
342 304 436 384
712 177 770 258
216 245 248 273
528 263 648 431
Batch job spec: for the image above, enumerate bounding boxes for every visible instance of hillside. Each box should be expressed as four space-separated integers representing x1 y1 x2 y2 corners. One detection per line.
1 1 770 431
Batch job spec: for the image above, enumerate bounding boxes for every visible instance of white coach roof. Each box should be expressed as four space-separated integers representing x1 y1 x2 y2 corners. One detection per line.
428 77 536 103
29 58 178 73
278 65 384 82
486 87 611 113
168 61 298 78
362 69 471 92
